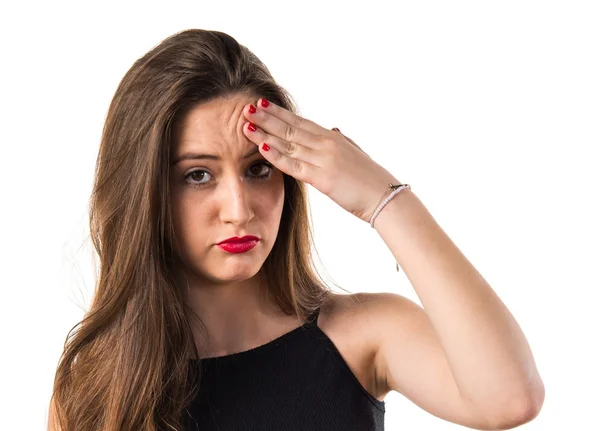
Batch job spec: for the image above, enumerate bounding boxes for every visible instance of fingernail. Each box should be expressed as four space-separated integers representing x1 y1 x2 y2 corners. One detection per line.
262 143 270 151
260 99 270 108
249 104 256 114
332 127 340 132
248 123 257 132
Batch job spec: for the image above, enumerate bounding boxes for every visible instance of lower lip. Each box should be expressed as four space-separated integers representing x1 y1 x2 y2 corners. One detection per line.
217 240 259 253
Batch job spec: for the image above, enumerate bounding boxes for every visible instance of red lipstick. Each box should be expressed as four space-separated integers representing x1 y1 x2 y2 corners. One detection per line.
217 235 259 254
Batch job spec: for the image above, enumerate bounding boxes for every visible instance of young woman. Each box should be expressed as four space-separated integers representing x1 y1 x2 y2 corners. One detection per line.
48 29 544 431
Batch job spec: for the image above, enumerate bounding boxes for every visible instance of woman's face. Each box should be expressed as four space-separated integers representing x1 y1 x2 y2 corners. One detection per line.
169 94 285 285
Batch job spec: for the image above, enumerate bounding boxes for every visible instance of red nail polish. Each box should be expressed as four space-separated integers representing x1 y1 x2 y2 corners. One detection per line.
249 104 256 114
260 99 270 108
248 123 257 132
262 143 270 151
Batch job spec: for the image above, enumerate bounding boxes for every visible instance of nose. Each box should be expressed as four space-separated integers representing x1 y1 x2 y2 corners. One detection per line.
219 176 254 226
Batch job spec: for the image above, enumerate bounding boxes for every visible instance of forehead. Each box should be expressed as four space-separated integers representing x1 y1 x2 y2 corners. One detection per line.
173 94 256 148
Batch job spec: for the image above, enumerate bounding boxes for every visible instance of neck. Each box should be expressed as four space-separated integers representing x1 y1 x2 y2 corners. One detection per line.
177 269 297 358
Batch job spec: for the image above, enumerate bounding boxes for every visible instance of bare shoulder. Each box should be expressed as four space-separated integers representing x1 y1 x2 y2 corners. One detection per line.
348 291 510 429
318 290 405 336
325 291 452 398
316 291 392 402
318 291 439 402
317 291 378 333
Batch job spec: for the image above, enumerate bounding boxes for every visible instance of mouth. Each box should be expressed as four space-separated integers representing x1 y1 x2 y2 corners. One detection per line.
217 235 260 245
216 238 259 254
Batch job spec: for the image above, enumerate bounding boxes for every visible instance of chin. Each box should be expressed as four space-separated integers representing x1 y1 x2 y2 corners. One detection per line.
207 260 264 282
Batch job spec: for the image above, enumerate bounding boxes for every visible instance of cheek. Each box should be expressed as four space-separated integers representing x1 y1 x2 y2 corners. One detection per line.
258 180 285 219
263 192 286 245
170 196 210 258
177 200 209 237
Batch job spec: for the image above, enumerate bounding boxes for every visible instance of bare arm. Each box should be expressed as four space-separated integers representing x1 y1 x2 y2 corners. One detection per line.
372 190 544 429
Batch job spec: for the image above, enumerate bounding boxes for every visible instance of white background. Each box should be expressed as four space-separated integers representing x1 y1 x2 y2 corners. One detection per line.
1 1 598 429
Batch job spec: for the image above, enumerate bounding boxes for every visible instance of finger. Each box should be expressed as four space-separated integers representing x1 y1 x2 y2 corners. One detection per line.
255 137 321 185
252 99 330 142
243 121 323 167
244 102 319 150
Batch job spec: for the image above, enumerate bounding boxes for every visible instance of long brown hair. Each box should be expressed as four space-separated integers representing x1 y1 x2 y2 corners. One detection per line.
48 29 346 431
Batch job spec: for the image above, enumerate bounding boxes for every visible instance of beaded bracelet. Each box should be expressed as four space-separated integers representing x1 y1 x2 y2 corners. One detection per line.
368 182 411 272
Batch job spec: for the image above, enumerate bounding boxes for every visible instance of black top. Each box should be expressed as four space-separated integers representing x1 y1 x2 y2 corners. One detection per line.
182 308 385 430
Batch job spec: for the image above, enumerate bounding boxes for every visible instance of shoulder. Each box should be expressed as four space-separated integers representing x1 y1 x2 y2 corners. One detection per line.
319 290 413 336
317 291 414 401
335 291 498 429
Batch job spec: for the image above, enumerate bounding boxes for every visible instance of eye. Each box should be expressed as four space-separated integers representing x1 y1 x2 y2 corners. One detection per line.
184 161 275 188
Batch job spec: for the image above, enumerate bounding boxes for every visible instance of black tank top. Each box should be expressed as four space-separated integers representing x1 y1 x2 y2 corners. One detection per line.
182 307 385 430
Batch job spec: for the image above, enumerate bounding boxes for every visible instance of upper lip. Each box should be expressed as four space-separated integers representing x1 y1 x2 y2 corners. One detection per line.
217 235 260 245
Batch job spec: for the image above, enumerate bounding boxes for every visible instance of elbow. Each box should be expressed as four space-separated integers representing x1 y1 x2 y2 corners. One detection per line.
490 383 546 430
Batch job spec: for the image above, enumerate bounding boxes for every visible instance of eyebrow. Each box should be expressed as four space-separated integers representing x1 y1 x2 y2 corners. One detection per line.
171 147 260 166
